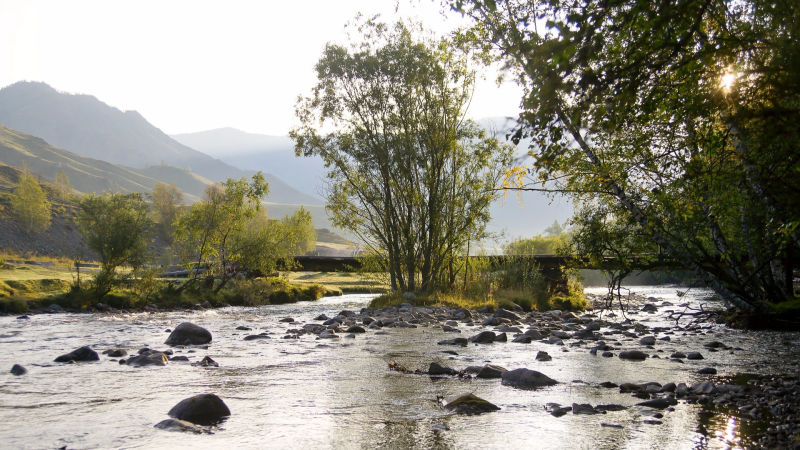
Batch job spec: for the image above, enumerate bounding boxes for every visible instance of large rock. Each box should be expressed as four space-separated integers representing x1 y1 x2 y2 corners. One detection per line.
125 351 168 367
476 364 506 379
164 323 212 346
428 362 457 376
54 346 99 363
167 393 230 425
501 368 558 389
618 350 648 361
443 393 500 414
468 331 497 344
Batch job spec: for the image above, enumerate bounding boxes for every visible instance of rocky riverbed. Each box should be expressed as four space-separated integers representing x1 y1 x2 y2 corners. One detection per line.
2 287 799 448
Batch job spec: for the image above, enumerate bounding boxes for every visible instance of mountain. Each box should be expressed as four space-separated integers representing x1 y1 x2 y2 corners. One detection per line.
0 124 187 198
172 128 326 199
173 126 573 240
0 81 321 206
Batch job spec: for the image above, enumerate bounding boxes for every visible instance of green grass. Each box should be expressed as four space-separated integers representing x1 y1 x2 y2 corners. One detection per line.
283 271 389 294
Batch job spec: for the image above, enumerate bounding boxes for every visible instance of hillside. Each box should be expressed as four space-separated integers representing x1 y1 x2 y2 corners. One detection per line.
0 81 244 181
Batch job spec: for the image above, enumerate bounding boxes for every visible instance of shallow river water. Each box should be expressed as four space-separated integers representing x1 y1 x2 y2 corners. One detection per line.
1 287 798 449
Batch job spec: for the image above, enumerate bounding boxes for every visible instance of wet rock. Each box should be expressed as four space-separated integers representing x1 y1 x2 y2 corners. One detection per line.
512 335 532 344
494 332 508 342
550 330 571 339
602 351 614 357
636 397 677 409
494 308 521 321
601 423 624 429
641 304 658 312
170 356 190 362
599 381 618 388
690 380 715 394
670 352 686 359
546 403 572 417
314 314 329 321
535 351 552 362
660 382 677 393
523 329 544 339
496 325 522 333
468 331 497 344
318 330 340 339
643 419 663 425
346 326 366 333
164 323 212 346
639 336 656 346
476 364 506 379
154 418 207 434
687 352 704 360
697 367 717 375
125 351 168 367
193 356 218 367
167 393 231 425
596 404 627 412
438 338 468 346
442 325 460 333
428 362 457 376
235 325 252 331
279 317 295 323
243 333 271 341
10 364 26 375
16 315 29 320
443 393 500 414
572 403 599 414
618 350 648 361
501 368 558 389
54 346 99 363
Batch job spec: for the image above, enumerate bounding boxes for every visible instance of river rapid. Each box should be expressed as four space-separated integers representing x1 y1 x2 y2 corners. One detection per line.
1 287 798 449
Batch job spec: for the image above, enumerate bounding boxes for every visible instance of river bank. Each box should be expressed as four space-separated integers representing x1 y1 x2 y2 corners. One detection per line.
2 287 799 448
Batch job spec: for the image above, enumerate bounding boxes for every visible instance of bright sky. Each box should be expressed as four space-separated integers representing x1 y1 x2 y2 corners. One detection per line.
0 0 523 136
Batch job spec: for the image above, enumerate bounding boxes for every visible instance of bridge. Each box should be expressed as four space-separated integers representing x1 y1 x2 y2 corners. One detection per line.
291 255 683 292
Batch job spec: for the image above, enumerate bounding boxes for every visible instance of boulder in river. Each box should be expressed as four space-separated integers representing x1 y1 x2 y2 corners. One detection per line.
618 350 648 361
428 362 457 376
476 364 506 379
443 393 500 414
438 338 468 346
54 346 99 363
164 323 212 346
501 368 558 389
535 351 552 362
193 356 219 367
154 418 207 434
125 351 168 367
636 397 677 409
468 331 497 344
167 393 231 425
10 364 27 375
639 336 656 346
687 352 704 360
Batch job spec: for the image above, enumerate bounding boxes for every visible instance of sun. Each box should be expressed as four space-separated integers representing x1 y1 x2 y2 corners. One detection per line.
720 71 737 94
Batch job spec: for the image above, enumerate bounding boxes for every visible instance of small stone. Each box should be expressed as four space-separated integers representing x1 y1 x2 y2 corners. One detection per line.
167 393 231 425
501 368 558 389
697 367 717 375
154 418 207 434
476 364 506 379
10 364 27 375
535 351 552 362
54 346 99 363
639 336 656 346
428 362 456 376
687 352 704 360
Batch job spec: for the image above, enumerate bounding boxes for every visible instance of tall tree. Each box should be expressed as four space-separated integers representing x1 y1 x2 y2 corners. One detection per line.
291 19 513 292
54 169 72 200
76 192 152 297
11 170 51 234
453 0 799 311
150 182 183 242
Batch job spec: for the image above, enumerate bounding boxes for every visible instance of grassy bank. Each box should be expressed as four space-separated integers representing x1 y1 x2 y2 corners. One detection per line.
0 255 337 313
283 271 389 294
369 278 587 312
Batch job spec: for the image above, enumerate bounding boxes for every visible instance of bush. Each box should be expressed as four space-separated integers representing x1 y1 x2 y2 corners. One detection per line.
0 297 28 313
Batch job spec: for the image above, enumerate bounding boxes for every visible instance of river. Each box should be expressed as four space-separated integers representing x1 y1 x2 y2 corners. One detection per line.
1 287 798 449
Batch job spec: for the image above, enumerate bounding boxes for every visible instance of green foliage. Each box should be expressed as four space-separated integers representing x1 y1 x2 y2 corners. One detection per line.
504 234 565 256
76 192 152 297
174 173 268 288
292 18 513 293
150 182 183 243
11 170 51 234
54 169 72 200
455 0 800 311
230 277 326 306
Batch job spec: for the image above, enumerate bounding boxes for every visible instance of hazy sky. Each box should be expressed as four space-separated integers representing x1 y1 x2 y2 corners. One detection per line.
0 0 523 136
